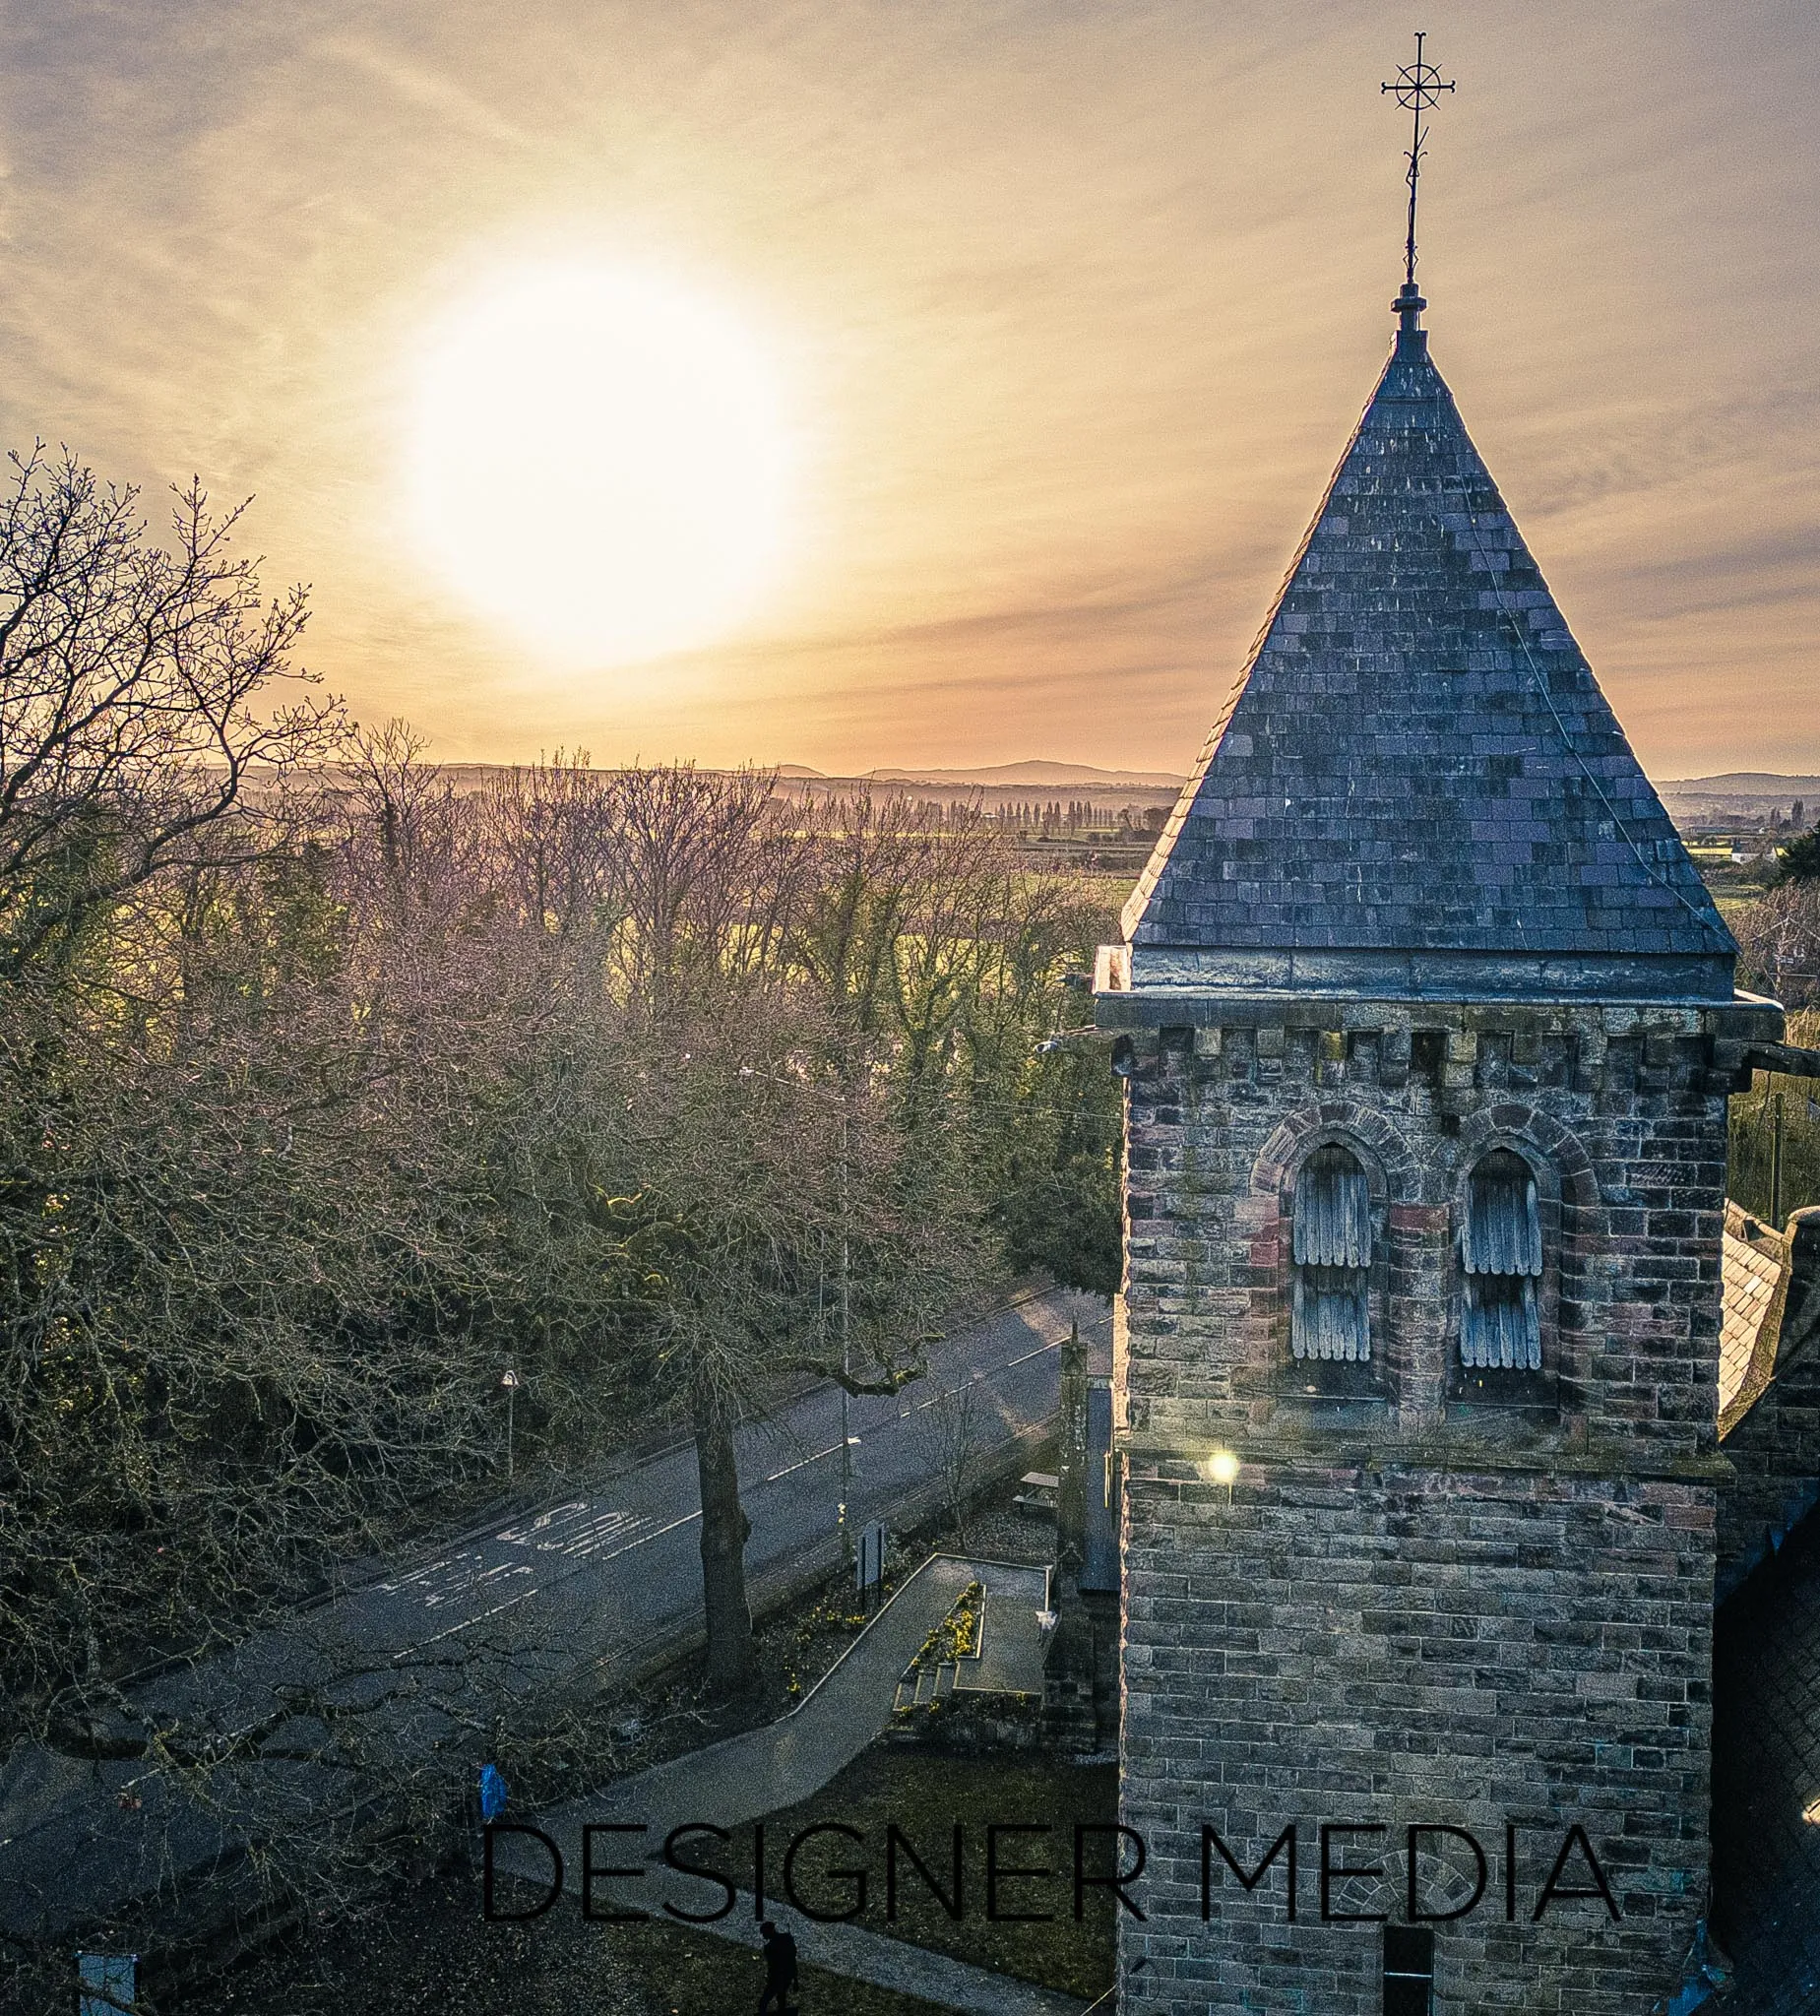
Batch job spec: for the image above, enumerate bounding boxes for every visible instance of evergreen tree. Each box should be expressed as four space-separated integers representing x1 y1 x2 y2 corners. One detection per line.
1775 825 1820 885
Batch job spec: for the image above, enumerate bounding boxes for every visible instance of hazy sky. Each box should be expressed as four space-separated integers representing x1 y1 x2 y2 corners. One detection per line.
2 1 1815 776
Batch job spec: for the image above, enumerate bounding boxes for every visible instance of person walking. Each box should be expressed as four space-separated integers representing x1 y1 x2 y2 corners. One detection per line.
757 1919 798 2014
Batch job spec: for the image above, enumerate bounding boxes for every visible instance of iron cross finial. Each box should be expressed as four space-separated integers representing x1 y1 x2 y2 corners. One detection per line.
1382 31 1456 294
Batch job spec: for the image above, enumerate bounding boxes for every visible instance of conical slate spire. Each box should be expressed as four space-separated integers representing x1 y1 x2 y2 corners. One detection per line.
1120 334 1735 1001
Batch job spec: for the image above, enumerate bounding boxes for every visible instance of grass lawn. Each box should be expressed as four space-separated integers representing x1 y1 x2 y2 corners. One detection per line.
611 1919 953 2016
172 1868 947 2016
745 1741 1121 2001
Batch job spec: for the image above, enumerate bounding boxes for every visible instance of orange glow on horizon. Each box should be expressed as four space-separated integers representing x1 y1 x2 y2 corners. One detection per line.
2 5 1813 776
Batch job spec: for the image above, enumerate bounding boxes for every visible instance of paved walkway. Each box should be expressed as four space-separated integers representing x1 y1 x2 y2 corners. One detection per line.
964 1564 1048 1695
493 1554 1087 2016
576 1554 984 1834
667 1907 1090 2016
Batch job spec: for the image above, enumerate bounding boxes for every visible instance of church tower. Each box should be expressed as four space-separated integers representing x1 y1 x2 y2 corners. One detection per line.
1096 239 1780 2007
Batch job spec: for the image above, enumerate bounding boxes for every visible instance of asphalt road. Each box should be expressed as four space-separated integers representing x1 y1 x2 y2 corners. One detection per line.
367 1283 1100 1670
0 1285 1108 1939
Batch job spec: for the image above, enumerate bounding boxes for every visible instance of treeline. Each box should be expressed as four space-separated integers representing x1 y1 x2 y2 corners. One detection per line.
0 449 1120 1771
774 794 1170 839
987 798 1167 835
1728 832 1820 1219
1733 869 1820 1013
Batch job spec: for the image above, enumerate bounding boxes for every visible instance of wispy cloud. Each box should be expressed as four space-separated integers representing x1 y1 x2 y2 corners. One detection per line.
0 0 1814 774
317 35 538 154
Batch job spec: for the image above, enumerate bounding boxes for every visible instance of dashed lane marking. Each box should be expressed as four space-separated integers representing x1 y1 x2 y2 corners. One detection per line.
406 1508 704 1651
765 1442 845 1482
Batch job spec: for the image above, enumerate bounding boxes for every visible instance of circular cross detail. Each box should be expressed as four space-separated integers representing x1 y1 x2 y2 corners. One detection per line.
1389 59 1452 111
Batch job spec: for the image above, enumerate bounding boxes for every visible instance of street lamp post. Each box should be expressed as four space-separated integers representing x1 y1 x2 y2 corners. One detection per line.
501 1368 522 1482
742 1059 863 1562
1770 1091 1785 1227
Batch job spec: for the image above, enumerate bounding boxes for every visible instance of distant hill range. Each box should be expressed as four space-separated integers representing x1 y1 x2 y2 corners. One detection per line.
254 759 1814 828
783 760 1188 790
1657 773 1820 826
1660 774 1820 796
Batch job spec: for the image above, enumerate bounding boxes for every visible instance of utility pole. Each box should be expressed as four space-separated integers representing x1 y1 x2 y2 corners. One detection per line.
1770 1091 1785 1227
840 1104 854 1569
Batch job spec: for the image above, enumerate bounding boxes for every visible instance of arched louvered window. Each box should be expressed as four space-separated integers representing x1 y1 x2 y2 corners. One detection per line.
1461 1149 1542 1371
1291 1145 1371 1361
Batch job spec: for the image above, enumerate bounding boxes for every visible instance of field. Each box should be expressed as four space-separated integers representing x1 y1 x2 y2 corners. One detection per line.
1729 1009 1820 1223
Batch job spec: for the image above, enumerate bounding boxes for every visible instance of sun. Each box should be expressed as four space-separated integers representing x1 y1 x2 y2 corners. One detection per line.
402 263 798 664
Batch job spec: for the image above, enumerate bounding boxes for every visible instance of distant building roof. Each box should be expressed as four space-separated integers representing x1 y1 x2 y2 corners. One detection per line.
1721 1204 1790 1424
1720 1201 1820 1439
1120 323 1735 1000
1712 1204 1820 2003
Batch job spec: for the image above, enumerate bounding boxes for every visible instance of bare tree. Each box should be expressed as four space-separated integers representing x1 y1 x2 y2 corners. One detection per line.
1734 882 1820 1009
0 447 338 979
611 1027 966 1694
476 750 622 941
914 1372 988 1550
0 680 1112 1988
584 767 978 1692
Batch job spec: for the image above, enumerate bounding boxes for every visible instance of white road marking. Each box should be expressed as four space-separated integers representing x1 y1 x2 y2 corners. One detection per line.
765 1442 844 1482
594 1507 700 1559
1006 1339 1062 1368
381 1295 1105 1650
402 1499 714 1648
911 1337 1063 1411
495 1501 596 1545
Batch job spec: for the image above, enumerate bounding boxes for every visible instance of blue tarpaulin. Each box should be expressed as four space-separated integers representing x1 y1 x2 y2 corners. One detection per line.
78 1953 136 2016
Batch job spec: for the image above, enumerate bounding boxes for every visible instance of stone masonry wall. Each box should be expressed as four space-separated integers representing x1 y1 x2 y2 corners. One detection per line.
1719 1352 1820 1596
1116 1001 1738 1453
1112 996 1742 2014
1120 1463 1716 2014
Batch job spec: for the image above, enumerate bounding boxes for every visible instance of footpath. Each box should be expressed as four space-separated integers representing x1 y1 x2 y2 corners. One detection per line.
0 1289 1104 1945
494 1554 1093 2016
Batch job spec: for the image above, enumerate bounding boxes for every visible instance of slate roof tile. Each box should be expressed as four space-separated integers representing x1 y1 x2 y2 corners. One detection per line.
1123 335 1735 976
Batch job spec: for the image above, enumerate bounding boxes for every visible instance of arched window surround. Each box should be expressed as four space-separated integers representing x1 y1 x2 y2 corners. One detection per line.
1449 1134 1563 1404
1291 1142 1373 1364
1273 1123 1398 1403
